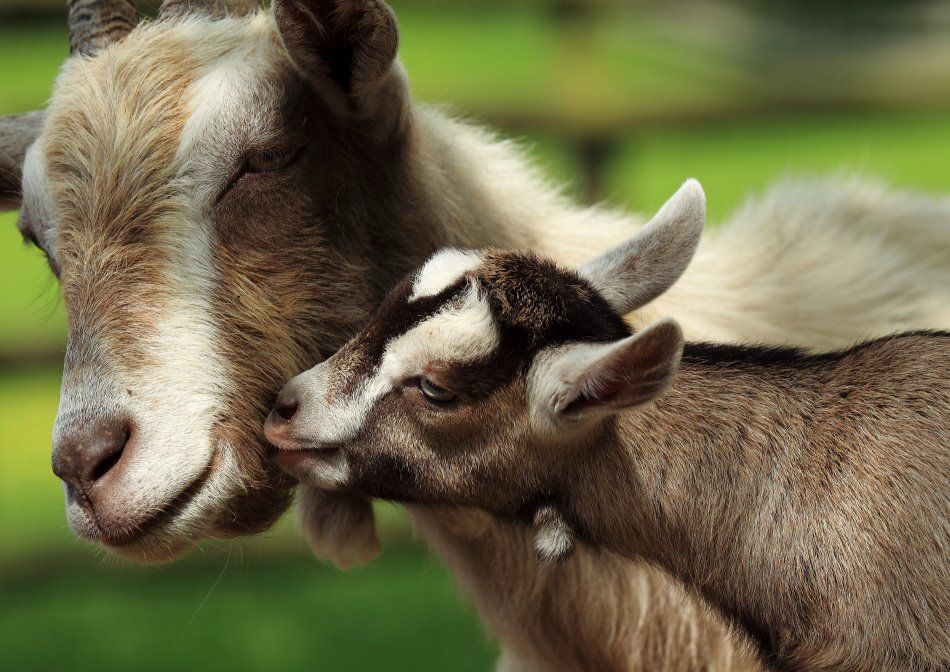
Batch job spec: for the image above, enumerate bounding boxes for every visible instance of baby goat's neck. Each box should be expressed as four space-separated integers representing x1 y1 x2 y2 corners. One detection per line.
567 343 834 653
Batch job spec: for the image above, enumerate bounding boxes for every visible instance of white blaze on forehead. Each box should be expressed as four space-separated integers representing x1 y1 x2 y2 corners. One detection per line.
50 12 286 548
176 12 287 203
110 15 283 523
176 13 289 156
301 283 500 447
410 248 484 301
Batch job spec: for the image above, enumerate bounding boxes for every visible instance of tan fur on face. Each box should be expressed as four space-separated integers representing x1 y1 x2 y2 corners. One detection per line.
44 26 197 367
16 1 950 669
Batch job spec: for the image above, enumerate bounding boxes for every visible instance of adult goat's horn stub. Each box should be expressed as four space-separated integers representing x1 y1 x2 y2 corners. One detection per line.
68 0 138 56
159 0 259 19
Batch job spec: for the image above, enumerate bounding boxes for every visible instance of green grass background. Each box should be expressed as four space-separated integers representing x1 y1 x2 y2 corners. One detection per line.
1 5 949 670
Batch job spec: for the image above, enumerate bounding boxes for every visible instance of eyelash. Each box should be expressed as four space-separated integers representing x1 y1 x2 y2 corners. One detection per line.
216 145 306 204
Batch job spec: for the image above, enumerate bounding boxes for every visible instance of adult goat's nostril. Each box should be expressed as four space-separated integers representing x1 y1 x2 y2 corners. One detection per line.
91 442 125 481
52 419 131 496
274 393 299 422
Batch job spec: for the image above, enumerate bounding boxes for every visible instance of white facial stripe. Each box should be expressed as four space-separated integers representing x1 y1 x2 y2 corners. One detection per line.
100 169 236 520
176 13 286 203
410 248 484 300
178 14 281 153
111 14 283 517
314 283 500 444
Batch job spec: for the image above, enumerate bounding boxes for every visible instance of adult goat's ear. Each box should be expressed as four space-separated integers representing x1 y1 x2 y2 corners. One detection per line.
0 112 44 211
298 486 381 570
529 319 684 426
274 0 403 121
579 179 705 315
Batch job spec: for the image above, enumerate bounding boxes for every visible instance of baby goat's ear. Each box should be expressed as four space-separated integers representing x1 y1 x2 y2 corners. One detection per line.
529 319 685 425
579 179 705 315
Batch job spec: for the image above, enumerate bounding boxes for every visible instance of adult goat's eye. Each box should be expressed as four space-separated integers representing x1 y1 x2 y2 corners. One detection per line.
217 146 306 204
418 378 457 405
243 147 302 174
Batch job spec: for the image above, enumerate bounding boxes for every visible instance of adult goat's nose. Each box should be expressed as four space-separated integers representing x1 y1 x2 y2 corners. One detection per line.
52 418 131 498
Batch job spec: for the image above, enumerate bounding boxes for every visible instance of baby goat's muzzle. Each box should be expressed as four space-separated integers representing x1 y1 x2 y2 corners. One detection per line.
264 366 353 490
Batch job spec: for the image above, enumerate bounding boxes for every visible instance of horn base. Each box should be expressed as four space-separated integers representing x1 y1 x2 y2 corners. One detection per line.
159 0 260 19
68 0 138 56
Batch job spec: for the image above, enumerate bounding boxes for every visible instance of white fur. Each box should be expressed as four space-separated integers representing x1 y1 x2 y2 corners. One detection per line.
527 341 614 434
297 282 499 451
410 248 484 301
533 506 575 564
20 141 58 257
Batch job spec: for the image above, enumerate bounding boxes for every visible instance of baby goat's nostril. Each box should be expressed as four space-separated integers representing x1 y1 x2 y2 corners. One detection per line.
274 395 299 422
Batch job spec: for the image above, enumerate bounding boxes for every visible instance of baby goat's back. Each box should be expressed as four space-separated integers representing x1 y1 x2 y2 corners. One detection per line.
659 331 949 669
803 331 950 669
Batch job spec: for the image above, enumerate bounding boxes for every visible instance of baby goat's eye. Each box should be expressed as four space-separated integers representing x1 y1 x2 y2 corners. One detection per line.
418 378 457 405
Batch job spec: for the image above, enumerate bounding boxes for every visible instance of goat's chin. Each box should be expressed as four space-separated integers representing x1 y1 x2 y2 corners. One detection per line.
106 533 198 564
74 445 293 564
276 448 353 492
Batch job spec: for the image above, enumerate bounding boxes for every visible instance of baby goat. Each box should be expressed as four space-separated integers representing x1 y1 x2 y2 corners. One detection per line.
266 181 950 672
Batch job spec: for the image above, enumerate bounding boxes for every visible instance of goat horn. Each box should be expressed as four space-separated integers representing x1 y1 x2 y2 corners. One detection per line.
159 0 259 19
68 0 138 56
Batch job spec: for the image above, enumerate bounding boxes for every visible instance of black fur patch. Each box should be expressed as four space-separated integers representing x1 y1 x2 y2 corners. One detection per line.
683 330 950 370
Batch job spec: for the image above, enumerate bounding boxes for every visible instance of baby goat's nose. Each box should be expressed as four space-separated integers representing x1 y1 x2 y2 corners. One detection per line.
265 383 305 450
273 389 299 422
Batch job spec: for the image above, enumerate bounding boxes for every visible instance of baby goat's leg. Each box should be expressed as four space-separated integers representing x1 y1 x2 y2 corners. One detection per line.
532 505 575 564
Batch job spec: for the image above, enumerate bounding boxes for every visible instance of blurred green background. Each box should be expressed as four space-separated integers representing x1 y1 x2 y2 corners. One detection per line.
2 1 949 670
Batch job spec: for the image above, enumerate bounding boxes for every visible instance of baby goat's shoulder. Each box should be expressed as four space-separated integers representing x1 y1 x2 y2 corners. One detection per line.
829 331 950 436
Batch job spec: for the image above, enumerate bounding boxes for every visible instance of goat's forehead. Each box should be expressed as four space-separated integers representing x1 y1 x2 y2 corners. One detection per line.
37 13 287 224
410 249 486 301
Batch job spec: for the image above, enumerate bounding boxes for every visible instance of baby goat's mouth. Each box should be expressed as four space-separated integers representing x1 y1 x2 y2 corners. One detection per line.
264 407 352 489
274 446 350 490
275 445 340 469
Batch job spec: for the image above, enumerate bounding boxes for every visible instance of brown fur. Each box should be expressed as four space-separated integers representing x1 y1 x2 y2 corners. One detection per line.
43 28 198 372
571 335 950 671
6 2 950 669
285 247 950 671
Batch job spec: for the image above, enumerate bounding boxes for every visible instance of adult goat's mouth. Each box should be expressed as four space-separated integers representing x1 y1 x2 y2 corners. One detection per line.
83 447 223 549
